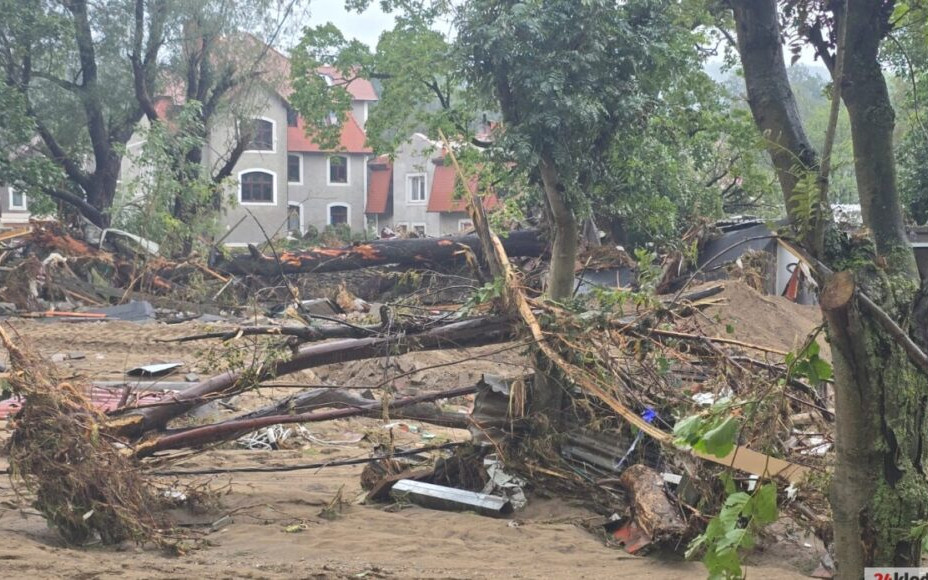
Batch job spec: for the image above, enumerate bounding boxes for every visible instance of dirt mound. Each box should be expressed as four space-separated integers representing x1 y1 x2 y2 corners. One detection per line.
676 280 824 357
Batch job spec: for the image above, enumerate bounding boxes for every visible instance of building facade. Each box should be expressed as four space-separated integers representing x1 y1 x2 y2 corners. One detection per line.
365 133 495 236
0 185 29 229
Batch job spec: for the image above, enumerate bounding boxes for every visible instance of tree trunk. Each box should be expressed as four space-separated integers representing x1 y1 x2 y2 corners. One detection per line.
619 464 686 543
235 386 480 430
731 0 820 248
214 229 546 276
732 1 928 575
528 155 579 419
840 0 917 278
135 385 481 457
110 315 516 438
822 272 928 576
822 3 927 575
538 156 578 301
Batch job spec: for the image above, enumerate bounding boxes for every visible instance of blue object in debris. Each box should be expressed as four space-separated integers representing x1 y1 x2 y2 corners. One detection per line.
641 408 657 424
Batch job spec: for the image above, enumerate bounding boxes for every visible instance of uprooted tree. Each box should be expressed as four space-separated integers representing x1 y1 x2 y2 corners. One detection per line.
729 0 928 574
292 0 712 418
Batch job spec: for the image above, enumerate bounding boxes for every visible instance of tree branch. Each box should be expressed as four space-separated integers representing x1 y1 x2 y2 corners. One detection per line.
42 188 106 227
30 70 81 92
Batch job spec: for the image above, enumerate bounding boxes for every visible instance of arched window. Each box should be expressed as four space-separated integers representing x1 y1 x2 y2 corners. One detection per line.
239 170 276 204
327 203 349 226
246 118 275 152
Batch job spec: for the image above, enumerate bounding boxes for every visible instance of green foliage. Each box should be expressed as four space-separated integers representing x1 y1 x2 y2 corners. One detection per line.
785 336 833 387
787 165 821 240
461 277 507 315
114 101 224 256
897 125 928 224
634 248 661 293
686 482 779 579
673 334 822 576
908 519 928 554
674 411 739 459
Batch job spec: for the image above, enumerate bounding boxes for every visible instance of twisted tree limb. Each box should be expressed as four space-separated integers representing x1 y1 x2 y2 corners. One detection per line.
110 315 517 438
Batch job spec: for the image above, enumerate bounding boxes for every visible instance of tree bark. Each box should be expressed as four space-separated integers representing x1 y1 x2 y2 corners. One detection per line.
618 464 686 542
134 384 481 457
823 273 928 576
731 0 820 248
234 386 477 430
110 316 516 438
213 229 546 276
538 156 579 301
733 1 928 575
840 0 917 278
529 155 579 418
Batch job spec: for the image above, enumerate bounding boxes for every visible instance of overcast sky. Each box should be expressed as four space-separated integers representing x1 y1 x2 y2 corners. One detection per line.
306 2 396 48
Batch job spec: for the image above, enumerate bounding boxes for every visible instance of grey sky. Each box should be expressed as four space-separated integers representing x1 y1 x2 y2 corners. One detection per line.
308 2 396 48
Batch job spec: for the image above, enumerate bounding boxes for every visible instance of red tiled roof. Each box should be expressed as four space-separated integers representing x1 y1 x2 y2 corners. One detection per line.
287 113 372 154
271 55 378 102
316 66 378 101
153 96 174 120
367 160 392 214
427 161 500 213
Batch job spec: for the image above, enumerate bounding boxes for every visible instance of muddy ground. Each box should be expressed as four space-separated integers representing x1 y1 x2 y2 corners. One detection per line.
0 282 822 578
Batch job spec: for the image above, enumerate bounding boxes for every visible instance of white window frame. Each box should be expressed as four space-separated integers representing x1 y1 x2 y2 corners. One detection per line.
238 169 277 206
243 116 277 154
406 173 427 204
327 155 350 186
326 202 351 226
287 202 304 235
8 187 26 211
287 154 303 185
411 222 427 237
394 222 409 235
458 219 474 232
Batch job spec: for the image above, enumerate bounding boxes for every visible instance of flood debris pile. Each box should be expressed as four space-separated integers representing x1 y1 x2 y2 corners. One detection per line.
0 326 166 547
0 221 236 316
0 217 834 568
0 220 552 319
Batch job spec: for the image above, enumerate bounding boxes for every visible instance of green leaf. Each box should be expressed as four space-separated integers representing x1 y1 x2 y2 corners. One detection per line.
717 528 752 554
704 545 743 579
673 414 704 444
718 492 750 526
698 416 739 458
745 483 778 525
802 340 820 358
720 472 736 496
685 533 707 559
657 355 671 375
725 323 735 334
704 516 728 540
810 357 833 382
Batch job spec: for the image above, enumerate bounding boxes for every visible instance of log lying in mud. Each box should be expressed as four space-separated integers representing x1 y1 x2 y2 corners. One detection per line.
111 315 517 438
215 229 546 276
619 464 686 542
234 387 476 430
134 384 481 457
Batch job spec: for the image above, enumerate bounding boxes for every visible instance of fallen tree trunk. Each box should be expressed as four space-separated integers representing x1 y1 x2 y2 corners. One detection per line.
135 384 481 457
618 464 686 542
158 323 385 344
234 386 479 430
111 315 517 438
214 229 546 276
